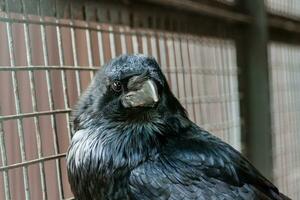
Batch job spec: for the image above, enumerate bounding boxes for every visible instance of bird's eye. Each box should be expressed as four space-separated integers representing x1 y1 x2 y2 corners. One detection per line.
111 81 123 92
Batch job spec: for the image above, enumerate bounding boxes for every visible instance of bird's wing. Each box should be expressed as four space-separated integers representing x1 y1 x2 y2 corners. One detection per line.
129 124 286 200
129 158 268 200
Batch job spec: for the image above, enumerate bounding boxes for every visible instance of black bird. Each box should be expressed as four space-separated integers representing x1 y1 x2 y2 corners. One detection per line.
67 54 289 200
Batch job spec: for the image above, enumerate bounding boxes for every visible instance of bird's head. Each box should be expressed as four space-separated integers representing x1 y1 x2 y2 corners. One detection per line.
73 54 187 130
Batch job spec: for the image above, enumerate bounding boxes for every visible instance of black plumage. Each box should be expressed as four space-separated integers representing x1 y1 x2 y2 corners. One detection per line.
67 54 289 200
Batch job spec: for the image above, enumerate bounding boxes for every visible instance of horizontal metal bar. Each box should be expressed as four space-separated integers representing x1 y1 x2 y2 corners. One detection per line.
164 67 238 75
202 120 241 132
140 0 252 23
0 109 72 121
0 66 99 71
0 153 66 171
0 12 232 41
63 198 75 200
0 65 238 75
0 15 101 31
180 93 239 104
269 14 300 34
2 3 300 38
0 14 185 39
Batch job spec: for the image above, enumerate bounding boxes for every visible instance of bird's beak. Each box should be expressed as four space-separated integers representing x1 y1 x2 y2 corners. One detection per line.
121 79 159 108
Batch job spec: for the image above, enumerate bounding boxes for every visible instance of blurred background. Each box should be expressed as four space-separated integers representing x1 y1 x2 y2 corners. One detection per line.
0 0 299 199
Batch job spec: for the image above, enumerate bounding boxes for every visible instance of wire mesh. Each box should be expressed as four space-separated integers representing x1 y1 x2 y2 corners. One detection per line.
268 43 300 200
265 0 300 18
0 7 242 199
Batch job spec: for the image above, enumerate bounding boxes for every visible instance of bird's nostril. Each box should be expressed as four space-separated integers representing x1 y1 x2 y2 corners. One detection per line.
127 72 149 90
125 93 135 99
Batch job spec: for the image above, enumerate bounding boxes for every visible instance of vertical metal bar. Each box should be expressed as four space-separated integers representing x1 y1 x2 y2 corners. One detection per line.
286 45 296 196
282 45 287 193
172 34 181 101
204 39 213 131
184 38 196 122
141 33 148 55
97 25 105 66
223 40 232 143
70 23 82 95
223 40 231 143
213 39 226 140
150 34 158 60
289 46 297 197
293 47 299 199
85 22 95 78
208 40 221 137
192 37 203 125
208 39 216 132
162 34 172 88
4 0 31 198
227 40 241 150
70 5 82 96
270 43 280 189
21 1 47 199
108 26 116 58
201 38 210 129
140 31 147 55
220 40 230 142
291 46 298 197
276 44 285 191
166 35 179 98
55 10 72 199
195 38 207 126
279 44 285 191
158 35 168 80
187 37 201 125
275 44 284 192
0 117 11 200
38 1 64 198
232 41 241 150
55 18 71 141
294 47 300 199
178 37 192 116
173 36 187 109
284 46 291 196
119 27 127 55
296 47 300 200
237 0 273 180
292 47 298 194
132 32 139 54
282 45 289 193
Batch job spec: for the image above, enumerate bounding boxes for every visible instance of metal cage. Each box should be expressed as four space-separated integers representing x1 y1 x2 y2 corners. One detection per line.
0 0 300 199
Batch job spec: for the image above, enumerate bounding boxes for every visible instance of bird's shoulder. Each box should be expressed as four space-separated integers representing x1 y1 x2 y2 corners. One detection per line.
128 124 281 200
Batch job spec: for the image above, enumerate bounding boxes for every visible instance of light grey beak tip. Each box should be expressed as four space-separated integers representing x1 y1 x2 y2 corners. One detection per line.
122 79 159 108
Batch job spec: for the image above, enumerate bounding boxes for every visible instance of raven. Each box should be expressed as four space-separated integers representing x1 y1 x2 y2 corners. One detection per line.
67 54 289 200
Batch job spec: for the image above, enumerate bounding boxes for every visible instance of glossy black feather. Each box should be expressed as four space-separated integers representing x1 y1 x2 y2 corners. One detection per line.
67 54 289 200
